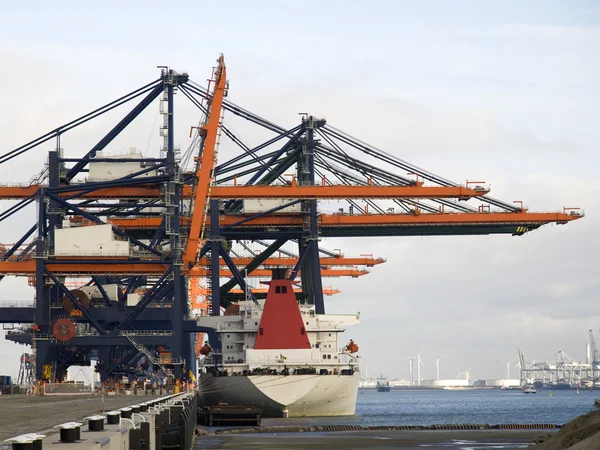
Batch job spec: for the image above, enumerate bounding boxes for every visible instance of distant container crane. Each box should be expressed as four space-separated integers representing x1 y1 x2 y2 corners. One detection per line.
519 339 597 389
589 329 600 386
17 352 34 386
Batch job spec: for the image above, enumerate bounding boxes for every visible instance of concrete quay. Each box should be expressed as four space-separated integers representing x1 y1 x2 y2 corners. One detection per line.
2 392 198 450
0 395 158 441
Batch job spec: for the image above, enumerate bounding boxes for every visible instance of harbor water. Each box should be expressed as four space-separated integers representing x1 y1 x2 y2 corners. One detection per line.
198 389 599 449
260 388 597 427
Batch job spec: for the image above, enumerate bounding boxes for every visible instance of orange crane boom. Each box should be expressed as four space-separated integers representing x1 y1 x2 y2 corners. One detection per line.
183 56 227 267
105 210 582 233
195 256 385 267
0 183 488 200
0 260 367 277
219 211 582 227
210 184 488 199
0 248 384 268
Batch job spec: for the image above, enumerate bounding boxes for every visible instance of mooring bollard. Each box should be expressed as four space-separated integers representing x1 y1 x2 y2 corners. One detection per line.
139 402 149 412
119 407 133 419
84 415 106 431
23 434 45 450
4 436 33 450
106 411 121 425
131 405 141 414
4 434 45 450
54 422 83 443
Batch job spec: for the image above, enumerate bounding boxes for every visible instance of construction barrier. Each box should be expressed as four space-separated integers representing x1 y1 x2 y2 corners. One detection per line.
43 382 91 395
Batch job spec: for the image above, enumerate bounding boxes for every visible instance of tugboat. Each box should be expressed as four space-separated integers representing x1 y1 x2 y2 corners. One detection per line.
196 268 361 417
376 376 391 392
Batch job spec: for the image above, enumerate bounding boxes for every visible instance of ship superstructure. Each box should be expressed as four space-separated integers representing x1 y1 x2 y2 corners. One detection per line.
196 269 360 417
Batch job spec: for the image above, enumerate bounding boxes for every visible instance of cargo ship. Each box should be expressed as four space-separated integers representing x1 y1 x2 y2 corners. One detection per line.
196 269 360 417
376 377 391 392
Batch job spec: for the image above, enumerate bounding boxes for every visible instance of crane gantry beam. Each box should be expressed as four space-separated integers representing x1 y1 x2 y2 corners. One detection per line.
103 210 581 236
0 186 160 200
0 250 385 268
0 260 368 277
211 184 489 199
220 210 581 227
0 183 489 200
197 256 386 267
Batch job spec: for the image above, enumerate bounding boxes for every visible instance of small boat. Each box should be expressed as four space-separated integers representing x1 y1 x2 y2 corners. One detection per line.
523 385 537 394
594 399 600 409
376 377 391 392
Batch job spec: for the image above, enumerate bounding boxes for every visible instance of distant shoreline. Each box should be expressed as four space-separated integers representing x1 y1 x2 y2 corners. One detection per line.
359 386 591 391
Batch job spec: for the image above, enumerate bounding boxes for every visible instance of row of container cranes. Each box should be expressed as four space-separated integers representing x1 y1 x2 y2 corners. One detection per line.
0 56 582 389
519 330 600 389
361 332 600 391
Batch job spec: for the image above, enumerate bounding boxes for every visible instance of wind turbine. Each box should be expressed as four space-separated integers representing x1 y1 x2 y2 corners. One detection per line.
504 360 516 379
457 368 472 381
433 355 447 381
417 349 424 386
401 356 416 386
403 347 424 386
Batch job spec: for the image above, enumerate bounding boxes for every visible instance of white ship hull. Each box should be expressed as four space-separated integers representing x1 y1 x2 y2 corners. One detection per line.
199 371 359 417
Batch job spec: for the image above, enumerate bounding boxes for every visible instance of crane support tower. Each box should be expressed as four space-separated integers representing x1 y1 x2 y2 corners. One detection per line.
590 330 600 386
0 56 582 385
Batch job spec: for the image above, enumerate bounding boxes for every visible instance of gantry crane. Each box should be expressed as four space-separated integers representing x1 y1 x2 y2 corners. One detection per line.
0 56 582 384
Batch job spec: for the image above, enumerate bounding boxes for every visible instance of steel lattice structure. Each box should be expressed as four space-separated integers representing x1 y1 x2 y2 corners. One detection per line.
0 56 582 384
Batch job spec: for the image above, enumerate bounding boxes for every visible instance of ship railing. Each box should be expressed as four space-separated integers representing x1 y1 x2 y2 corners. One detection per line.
8 329 176 339
2 323 26 331
9 331 101 340
0 181 42 188
147 302 173 308
119 330 174 337
0 301 34 308
50 250 132 258
200 359 356 369
184 314 208 320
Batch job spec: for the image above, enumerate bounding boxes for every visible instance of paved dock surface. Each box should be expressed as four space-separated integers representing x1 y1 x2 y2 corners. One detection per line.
196 430 548 449
0 394 157 440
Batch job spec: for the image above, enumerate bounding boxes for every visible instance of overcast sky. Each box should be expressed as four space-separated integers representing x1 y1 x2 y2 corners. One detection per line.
0 1 598 381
